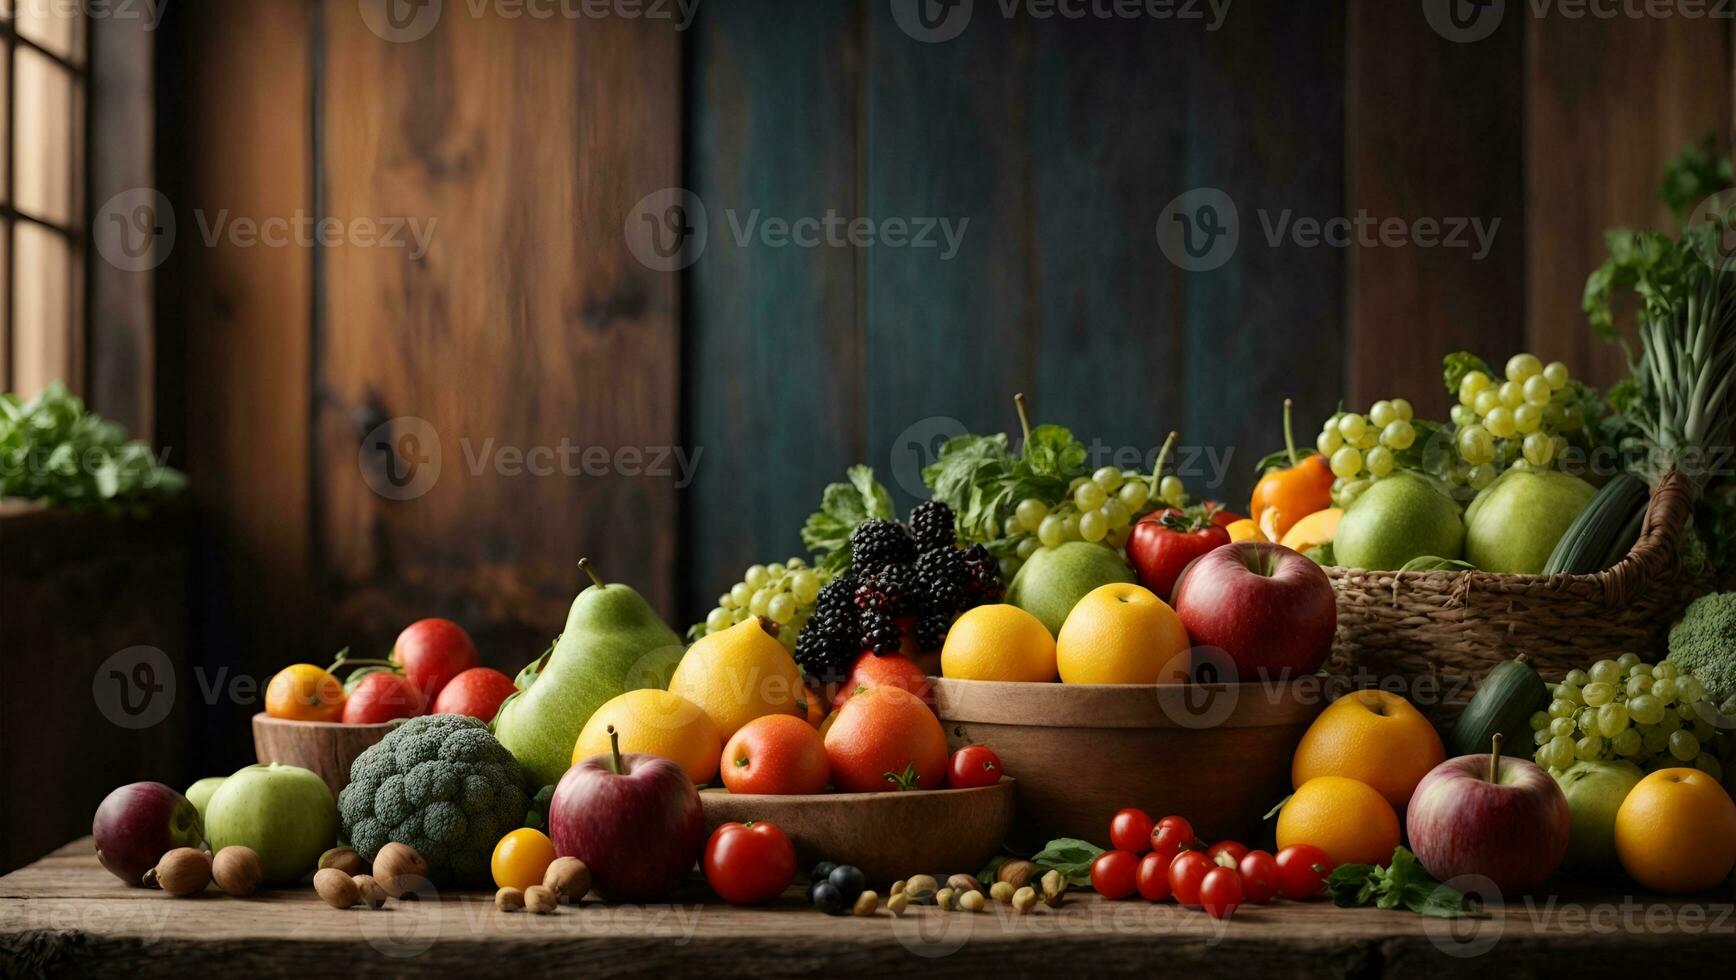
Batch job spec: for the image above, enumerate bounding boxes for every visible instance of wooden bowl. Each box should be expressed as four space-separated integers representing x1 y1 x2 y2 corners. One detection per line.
251 713 393 797
932 678 1323 848
699 779 1014 885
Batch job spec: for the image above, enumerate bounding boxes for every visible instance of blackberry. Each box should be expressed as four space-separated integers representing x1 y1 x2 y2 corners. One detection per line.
908 500 957 552
915 546 967 613
853 576 898 613
850 519 916 569
915 613 951 652
859 611 903 655
959 544 1004 606
813 574 861 620
794 608 859 680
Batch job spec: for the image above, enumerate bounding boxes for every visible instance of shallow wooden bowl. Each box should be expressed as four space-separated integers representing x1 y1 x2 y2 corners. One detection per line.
699 779 1014 885
251 713 394 797
932 678 1323 849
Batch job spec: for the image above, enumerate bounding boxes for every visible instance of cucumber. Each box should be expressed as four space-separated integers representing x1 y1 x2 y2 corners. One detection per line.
1542 474 1648 575
1448 654 1549 759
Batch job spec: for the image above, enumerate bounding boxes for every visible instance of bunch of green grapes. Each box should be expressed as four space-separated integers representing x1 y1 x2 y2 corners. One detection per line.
1530 654 1727 782
1315 398 1418 507
1451 354 1587 484
1012 467 1179 558
692 558 827 651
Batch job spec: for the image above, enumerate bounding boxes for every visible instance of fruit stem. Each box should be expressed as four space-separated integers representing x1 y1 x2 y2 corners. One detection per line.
1282 398 1299 468
756 615 781 640
606 724 624 775
1014 392 1033 454
1487 733 1503 785
1148 431 1179 497
579 558 605 589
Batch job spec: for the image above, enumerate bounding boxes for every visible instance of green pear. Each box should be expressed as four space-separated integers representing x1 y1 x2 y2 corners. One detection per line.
184 776 227 825
1465 468 1596 573
493 560 685 788
1555 759 1643 878
1006 541 1135 636
1333 471 1465 571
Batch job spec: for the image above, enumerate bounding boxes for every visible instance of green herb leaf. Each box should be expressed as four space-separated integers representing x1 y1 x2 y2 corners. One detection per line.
1442 351 1495 396
1326 847 1476 918
1031 837 1105 887
800 465 895 569
0 382 186 513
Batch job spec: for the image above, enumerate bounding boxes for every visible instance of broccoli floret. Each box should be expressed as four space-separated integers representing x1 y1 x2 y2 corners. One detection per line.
1667 592 1736 707
338 714 530 887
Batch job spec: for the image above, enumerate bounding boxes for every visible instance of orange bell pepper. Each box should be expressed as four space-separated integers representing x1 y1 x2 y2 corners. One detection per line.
1249 399 1334 541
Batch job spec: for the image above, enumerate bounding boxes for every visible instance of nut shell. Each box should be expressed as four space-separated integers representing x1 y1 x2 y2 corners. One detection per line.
946 873 983 895
147 848 211 897
353 874 388 909
525 885 558 914
997 860 1036 889
318 847 365 876
495 887 525 912
542 856 592 904
372 843 430 899
904 874 938 904
314 868 360 909
852 890 879 916
211 846 261 897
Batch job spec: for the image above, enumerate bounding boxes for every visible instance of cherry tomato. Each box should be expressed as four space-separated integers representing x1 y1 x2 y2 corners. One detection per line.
1135 851 1173 901
342 670 426 724
390 618 480 701
947 746 1004 789
703 821 797 905
1205 840 1248 868
1168 850 1212 906
1238 850 1278 904
1109 808 1155 853
1274 844 1336 901
1090 849 1140 900
490 827 556 890
1205 503 1246 528
1200 867 1244 919
1150 814 1194 860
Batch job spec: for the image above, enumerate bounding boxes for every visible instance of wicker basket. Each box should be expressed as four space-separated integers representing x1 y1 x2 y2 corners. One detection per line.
1323 469 1706 725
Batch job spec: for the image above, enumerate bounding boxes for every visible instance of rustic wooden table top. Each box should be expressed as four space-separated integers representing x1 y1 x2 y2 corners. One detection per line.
3 839 1731 977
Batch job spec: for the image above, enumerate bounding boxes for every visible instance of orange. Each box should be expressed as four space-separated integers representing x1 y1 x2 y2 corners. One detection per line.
823 686 948 793
1614 768 1736 893
571 689 721 784
1250 452 1333 542
1291 690 1444 809
1279 507 1341 554
491 827 556 890
1277 776 1400 867
667 617 804 739
264 664 346 722
832 652 933 710
941 604 1057 682
1225 518 1263 543
722 714 829 795
818 710 840 740
797 682 826 727
1056 583 1190 684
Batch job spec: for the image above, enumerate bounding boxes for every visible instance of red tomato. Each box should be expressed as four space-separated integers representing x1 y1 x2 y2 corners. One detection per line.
1109 808 1155 853
1090 850 1140 900
1274 844 1336 901
1238 850 1278 904
1127 508 1233 602
1135 851 1173 901
1150 814 1195 860
432 667 519 723
1200 867 1243 919
1204 502 1246 528
703 821 796 905
391 618 480 701
1205 840 1248 868
342 671 425 724
947 746 1003 789
1168 851 1212 906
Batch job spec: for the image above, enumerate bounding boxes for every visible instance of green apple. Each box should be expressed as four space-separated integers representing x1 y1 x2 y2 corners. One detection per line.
205 763 337 883
184 776 227 825
1332 472 1465 571
1554 759 1643 878
1465 469 1596 573
493 563 685 788
1006 541 1135 636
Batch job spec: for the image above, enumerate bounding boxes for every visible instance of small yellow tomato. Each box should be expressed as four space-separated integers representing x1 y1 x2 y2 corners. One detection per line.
264 664 345 721
491 828 557 891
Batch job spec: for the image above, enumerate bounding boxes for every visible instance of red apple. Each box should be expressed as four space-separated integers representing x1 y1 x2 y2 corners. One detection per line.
830 652 933 710
93 782 205 886
1170 541 1335 679
391 618 480 701
432 667 519 723
1127 508 1231 603
549 727 705 901
342 670 426 724
1407 735 1570 897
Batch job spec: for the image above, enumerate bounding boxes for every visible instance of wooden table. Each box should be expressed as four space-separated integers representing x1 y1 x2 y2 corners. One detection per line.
3 840 1730 977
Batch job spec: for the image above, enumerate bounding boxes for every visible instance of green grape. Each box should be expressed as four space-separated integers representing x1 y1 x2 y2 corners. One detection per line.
719 591 739 611
1339 478 1372 504
1159 476 1185 506
1612 728 1642 757
1542 361 1570 389
1338 413 1368 441
1075 481 1107 511
1365 446 1395 478
1355 429 1379 450
1529 710 1551 731
787 556 807 569
999 556 1021 578
1521 430 1555 466
1565 668 1590 686
1106 524 1131 550
1079 510 1108 543
1522 374 1552 406
1016 497 1049 531
1450 404 1477 428
1668 730 1700 762
1068 476 1090 493
1092 466 1124 492
730 582 752 607
1061 513 1082 540
1390 398 1414 422
748 588 771 616
1693 755 1724 781
1548 698 1576 719
1100 499 1131 529
767 593 796 623
1514 403 1543 434
1543 735 1576 768
1626 675 1654 698
1466 464 1497 490
1583 682 1614 707
1575 735 1605 760
1534 728 1552 747
1558 682 1585 704
1549 717 1575 738
1628 662 1653 679
1650 677 1677 702
1692 719 1716 740
1659 710 1684 732
744 564 768 589
791 570 821 605
1369 400 1397 427
1652 661 1679 681
1473 389 1502 417
1118 481 1149 510
1004 516 1023 539
1506 353 1542 382
1496 380 1523 409
1458 425 1495 466
1381 419 1416 450
705 607 732 632
1589 659 1621 684
1459 370 1492 405
1015 537 1039 560
1642 726 1671 754
1036 515 1064 548
1561 405 1584 431
1484 406 1516 438
769 562 789 580
1576 706 1600 732
1597 702 1630 737
1615 652 1641 672
1676 675 1705 703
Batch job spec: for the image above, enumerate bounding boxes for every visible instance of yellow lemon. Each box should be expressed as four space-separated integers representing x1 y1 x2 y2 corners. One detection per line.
1225 519 1262 543
667 616 804 740
572 689 721 783
1056 583 1190 684
1279 507 1342 554
941 604 1058 682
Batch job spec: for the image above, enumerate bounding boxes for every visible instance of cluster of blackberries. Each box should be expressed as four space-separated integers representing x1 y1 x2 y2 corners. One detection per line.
792 501 1005 680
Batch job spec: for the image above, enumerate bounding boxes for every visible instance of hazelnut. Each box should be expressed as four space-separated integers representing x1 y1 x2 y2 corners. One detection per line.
889 879 906 897
997 860 1036 889
314 868 360 909
543 856 592 904
496 887 525 912
372 843 430 899
904 874 938 904
1012 886 1038 913
935 887 957 911
989 881 1015 903
1041 869 1068 908
852 890 879 916
946 873 983 895
211 846 261 897
525 885 558 914
318 847 365 876
887 892 910 916
957 889 986 912
145 848 211 897
353 874 388 909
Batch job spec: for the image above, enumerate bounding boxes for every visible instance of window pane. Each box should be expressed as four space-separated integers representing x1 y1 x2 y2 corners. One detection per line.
15 47 80 226
13 222 73 398
16 0 82 65
0 38 9 205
